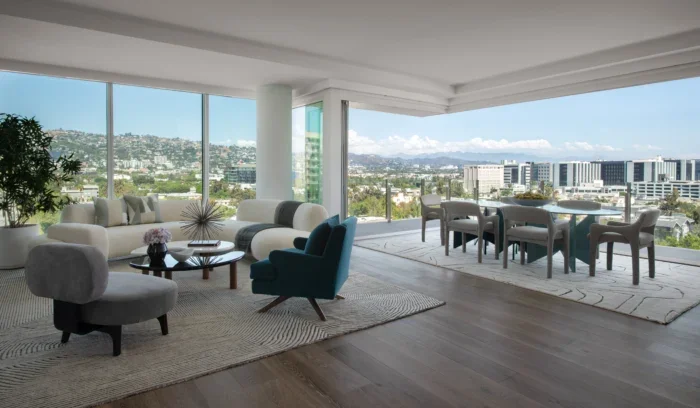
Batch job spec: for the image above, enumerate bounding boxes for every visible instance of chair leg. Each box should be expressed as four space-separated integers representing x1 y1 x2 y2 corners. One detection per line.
563 239 570 275
421 218 426 242
462 233 466 253
335 295 345 300
477 231 483 263
307 298 326 321
606 242 614 270
440 220 445 246
648 244 656 279
502 233 509 269
103 326 122 357
520 241 526 265
61 332 71 343
589 238 597 277
445 226 450 256
494 228 500 260
547 242 553 279
631 244 640 285
157 314 168 335
258 296 290 313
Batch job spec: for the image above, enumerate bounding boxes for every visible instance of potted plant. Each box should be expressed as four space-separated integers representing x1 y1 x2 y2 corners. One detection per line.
509 191 554 207
143 227 172 265
0 114 82 269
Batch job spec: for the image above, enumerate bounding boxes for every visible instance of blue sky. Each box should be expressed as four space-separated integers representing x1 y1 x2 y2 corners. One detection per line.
1 71 698 159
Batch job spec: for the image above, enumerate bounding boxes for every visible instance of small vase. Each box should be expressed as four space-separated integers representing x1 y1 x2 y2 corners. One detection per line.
147 243 168 265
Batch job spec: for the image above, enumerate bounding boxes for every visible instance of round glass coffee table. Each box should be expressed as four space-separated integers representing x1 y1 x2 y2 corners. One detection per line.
129 251 245 289
131 241 235 280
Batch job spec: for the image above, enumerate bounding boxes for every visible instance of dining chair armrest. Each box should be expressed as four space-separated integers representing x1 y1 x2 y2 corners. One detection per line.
606 221 630 227
589 222 640 244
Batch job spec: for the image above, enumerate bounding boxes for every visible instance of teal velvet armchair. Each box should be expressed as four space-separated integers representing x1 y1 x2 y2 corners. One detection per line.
250 216 357 320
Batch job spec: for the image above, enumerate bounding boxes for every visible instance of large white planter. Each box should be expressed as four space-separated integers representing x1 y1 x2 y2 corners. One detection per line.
0 224 40 269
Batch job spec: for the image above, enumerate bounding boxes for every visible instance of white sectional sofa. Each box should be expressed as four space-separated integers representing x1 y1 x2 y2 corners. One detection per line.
30 199 329 260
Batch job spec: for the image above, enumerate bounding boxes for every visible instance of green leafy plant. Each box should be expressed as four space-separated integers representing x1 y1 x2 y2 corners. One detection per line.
0 113 82 227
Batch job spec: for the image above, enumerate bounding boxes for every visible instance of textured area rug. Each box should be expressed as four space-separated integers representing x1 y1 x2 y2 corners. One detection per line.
0 260 444 408
355 229 700 324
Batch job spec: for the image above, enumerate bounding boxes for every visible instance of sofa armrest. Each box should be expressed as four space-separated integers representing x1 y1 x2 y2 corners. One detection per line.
293 237 308 250
46 224 109 259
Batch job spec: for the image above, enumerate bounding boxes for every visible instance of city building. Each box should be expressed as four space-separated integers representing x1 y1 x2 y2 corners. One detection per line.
666 159 698 181
634 181 700 200
553 161 601 187
502 162 531 186
463 165 504 196
531 162 554 183
595 160 627 186
225 164 256 184
626 157 677 183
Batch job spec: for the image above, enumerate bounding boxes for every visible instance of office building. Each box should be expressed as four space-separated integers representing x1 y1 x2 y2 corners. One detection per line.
595 160 626 186
225 164 256 184
464 165 504 195
553 161 601 187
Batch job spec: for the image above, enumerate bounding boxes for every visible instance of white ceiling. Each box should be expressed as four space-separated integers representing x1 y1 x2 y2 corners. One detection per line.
1 0 700 113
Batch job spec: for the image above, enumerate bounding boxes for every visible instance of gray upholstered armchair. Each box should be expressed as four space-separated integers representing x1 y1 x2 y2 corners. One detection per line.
588 209 660 285
441 201 499 263
420 194 445 244
25 243 178 356
501 206 570 278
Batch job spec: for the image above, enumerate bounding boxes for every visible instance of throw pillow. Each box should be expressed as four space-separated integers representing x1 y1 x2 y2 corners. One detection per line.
123 195 161 225
304 215 338 256
94 198 128 227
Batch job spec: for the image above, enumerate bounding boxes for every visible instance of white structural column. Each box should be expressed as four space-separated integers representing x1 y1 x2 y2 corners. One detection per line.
256 84 293 200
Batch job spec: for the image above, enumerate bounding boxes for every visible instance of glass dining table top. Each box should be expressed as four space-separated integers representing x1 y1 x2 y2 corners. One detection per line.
541 204 622 216
449 198 623 216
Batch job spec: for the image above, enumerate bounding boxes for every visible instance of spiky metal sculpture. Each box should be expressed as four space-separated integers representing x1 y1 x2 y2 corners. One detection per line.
180 200 225 242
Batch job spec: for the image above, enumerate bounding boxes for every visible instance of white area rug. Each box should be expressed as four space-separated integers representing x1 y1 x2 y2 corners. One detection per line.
0 260 443 408
355 229 700 324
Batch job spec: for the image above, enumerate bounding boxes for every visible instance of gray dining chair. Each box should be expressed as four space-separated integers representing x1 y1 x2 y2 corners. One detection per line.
441 201 499 263
501 206 570 278
420 193 445 244
588 209 660 285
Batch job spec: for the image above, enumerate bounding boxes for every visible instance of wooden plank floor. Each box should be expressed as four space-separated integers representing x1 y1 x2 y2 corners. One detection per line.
101 246 700 408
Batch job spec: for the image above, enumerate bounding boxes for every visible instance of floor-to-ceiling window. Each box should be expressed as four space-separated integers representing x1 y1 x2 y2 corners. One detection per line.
113 85 202 200
208 95 256 219
292 102 323 203
0 71 107 231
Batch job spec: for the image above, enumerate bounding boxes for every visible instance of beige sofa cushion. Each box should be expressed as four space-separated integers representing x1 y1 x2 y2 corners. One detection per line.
159 199 196 222
236 199 280 223
292 202 330 232
123 195 159 225
46 224 109 259
94 198 128 227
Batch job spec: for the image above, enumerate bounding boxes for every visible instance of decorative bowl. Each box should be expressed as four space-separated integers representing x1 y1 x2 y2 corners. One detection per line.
169 247 195 262
510 198 554 207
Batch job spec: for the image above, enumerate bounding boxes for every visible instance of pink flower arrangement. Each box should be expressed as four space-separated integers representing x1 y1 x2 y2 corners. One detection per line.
143 228 172 245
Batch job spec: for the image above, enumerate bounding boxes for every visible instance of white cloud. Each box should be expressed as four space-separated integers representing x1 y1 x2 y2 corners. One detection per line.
236 139 256 147
349 129 555 156
564 141 619 152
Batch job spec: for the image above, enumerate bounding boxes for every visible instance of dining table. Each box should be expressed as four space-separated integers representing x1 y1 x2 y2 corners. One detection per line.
449 198 623 272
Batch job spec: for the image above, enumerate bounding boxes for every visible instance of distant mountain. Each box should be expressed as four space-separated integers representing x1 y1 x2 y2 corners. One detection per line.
358 150 631 165
348 153 489 168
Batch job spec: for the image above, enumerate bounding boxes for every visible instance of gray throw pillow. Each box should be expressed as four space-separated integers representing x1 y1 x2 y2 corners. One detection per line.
94 198 128 227
123 195 161 225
